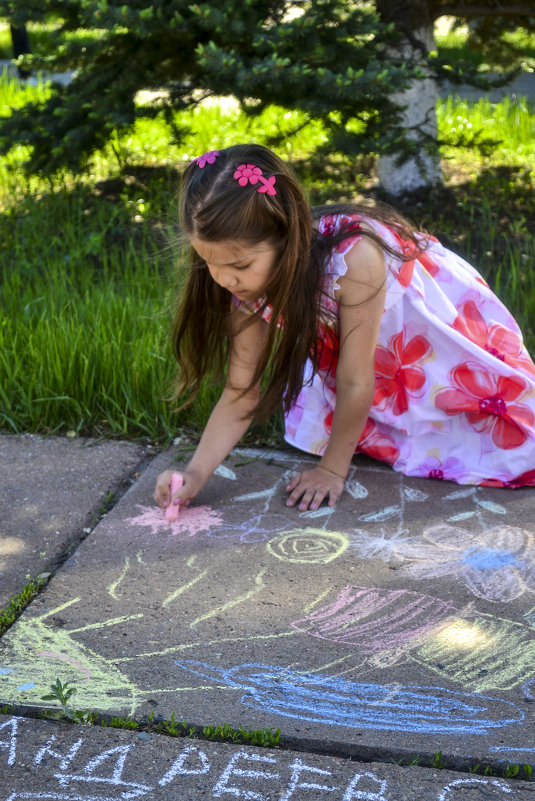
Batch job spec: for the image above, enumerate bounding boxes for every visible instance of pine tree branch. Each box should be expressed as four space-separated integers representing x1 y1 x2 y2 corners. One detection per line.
437 3 535 16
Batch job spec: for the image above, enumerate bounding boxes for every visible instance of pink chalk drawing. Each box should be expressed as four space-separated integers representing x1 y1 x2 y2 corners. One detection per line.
37 651 91 683
394 524 535 603
125 504 224 537
291 586 458 653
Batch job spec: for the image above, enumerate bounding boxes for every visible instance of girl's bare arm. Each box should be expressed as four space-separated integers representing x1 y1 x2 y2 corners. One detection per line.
155 309 266 507
286 236 385 510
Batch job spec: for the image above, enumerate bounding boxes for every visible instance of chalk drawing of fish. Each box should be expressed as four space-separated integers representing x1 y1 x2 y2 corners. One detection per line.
174 660 523 735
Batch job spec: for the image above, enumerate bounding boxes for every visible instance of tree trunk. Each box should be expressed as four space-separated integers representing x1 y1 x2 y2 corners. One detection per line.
377 23 443 196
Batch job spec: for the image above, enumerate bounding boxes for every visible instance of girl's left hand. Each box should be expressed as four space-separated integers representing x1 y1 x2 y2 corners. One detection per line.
285 467 345 511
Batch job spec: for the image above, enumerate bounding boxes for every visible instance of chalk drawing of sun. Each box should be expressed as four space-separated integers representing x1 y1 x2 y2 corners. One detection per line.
125 504 224 537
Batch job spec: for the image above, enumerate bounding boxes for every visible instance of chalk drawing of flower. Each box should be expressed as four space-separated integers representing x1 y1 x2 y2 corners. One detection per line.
350 528 413 560
125 504 223 537
394 524 535 602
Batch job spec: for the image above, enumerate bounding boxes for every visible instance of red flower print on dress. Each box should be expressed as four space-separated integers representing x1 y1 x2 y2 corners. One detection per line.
373 331 432 416
323 414 400 465
453 300 535 376
316 323 338 376
481 468 535 488
390 233 441 287
506 468 535 487
435 364 535 450
417 250 440 278
357 418 400 464
320 215 338 238
238 294 284 328
320 214 362 252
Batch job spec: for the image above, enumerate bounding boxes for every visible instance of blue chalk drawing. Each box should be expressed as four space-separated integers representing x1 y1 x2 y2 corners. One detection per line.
461 547 518 571
174 660 523 735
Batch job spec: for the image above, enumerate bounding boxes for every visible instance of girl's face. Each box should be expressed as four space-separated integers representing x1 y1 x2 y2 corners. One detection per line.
190 237 278 301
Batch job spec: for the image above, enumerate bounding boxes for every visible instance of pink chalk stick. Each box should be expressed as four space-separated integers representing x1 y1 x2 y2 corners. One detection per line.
165 472 184 522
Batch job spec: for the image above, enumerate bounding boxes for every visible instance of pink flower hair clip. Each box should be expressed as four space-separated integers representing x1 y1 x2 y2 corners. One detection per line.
233 163 277 196
190 150 219 168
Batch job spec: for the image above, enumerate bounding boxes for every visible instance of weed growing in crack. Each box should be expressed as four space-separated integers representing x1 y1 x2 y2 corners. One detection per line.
40 679 96 724
0 575 49 636
154 712 194 737
429 751 445 770
202 723 281 748
103 716 139 730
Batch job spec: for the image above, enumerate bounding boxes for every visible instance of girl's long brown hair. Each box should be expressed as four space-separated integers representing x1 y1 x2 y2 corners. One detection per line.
172 144 428 421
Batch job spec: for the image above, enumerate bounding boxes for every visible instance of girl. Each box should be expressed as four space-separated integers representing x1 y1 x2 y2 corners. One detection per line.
155 143 535 513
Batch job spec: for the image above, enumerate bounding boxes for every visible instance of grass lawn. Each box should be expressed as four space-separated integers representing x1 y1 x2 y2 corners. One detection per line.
435 19 535 72
1 66 534 444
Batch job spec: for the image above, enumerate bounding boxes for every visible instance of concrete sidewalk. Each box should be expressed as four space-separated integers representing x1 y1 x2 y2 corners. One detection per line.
2 433 535 797
0 434 147 608
2 711 535 800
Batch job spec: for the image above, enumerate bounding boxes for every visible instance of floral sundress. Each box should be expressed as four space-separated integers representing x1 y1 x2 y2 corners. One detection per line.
237 213 535 487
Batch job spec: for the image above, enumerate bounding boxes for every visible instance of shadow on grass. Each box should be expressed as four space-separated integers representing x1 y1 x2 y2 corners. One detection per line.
295 155 534 279
1 165 185 282
293 157 535 355
391 164 535 252
94 164 181 209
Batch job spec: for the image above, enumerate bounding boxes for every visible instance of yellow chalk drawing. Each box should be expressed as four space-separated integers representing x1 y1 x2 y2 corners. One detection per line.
411 614 535 692
107 556 130 600
115 631 298 663
68 614 144 634
0 599 229 716
163 569 209 608
267 528 349 564
290 655 353 675
189 568 267 628
435 620 491 650
302 587 332 614
524 603 535 629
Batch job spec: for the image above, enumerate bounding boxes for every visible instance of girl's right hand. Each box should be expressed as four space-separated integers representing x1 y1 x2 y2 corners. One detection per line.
154 469 204 509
